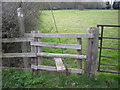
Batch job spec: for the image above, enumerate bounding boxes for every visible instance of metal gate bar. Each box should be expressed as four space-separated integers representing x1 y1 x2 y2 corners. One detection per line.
98 47 120 50
98 70 120 74
97 24 120 74
100 63 119 67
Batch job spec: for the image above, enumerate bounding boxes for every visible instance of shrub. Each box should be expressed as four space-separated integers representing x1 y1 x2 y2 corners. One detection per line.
105 1 111 9
113 1 120 9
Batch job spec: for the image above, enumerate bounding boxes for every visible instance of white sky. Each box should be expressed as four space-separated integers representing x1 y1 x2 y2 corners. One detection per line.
104 0 120 4
2 0 120 3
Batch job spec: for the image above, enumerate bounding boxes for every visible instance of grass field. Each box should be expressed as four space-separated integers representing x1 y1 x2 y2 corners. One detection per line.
3 9 119 88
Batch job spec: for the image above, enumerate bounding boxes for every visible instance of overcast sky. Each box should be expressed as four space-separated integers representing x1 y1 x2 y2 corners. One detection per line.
105 0 120 4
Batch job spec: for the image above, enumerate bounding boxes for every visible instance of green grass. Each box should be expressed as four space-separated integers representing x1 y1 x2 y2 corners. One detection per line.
38 9 119 71
39 9 118 33
2 69 119 88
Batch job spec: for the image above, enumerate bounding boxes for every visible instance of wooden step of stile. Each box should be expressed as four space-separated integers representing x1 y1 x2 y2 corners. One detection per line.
54 58 66 72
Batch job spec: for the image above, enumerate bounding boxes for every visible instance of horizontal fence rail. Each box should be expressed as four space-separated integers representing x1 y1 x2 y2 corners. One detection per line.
2 37 33 43
24 33 94 38
2 52 86 59
31 65 82 74
31 42 81 50
2 53 36 58
37 52 86 59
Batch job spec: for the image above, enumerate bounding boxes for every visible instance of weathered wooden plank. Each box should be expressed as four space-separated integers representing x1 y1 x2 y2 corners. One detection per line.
84 27 99 77
24 33 94 38
31 65 82 74
37 52 86 59
2 38 33 43
77 38 82 69
3 53 36 58
54 58 65 71
31 42 81 50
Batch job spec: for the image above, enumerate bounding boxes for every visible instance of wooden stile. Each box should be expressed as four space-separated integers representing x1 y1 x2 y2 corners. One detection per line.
2 25 99 76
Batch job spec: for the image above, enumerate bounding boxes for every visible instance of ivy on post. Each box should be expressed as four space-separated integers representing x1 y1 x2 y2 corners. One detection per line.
84 27 99 77
17 7 29 71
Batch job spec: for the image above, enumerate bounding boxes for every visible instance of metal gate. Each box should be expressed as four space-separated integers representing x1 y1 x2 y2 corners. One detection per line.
97 24 120 74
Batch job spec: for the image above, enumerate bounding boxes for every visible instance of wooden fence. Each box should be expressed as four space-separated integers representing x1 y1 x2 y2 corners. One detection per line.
2 27 99 77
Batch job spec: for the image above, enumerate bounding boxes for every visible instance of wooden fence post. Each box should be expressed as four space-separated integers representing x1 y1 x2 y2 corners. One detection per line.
31 31 38 74
37 31 42 74
84 27 99 77
37 31 42 65
17 8 29 71
77 38 82 69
